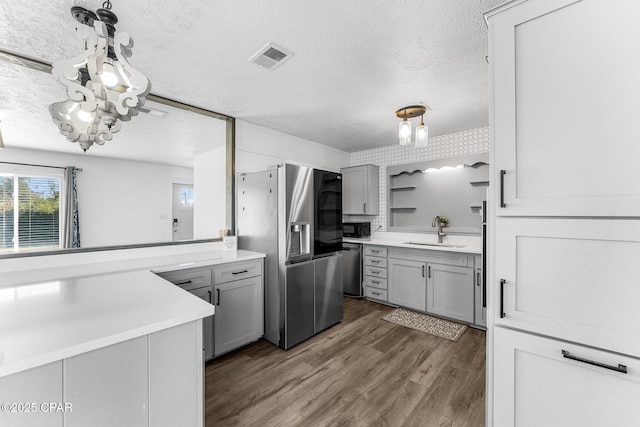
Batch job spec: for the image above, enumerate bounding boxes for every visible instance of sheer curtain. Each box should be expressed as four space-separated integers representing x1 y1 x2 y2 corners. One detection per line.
61 166 80 248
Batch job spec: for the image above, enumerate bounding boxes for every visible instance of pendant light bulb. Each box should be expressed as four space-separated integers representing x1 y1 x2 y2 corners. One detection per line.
399 117 412 146
415 114 429 148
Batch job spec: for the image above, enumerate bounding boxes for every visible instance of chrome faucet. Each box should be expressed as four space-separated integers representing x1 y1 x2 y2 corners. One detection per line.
432 216 446 243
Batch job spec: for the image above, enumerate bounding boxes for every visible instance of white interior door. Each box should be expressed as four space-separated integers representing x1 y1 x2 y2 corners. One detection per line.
172 183 194 241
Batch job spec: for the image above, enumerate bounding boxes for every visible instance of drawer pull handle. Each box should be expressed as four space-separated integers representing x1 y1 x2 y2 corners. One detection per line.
372 260 380 264
499 279 506 318
372 271 380 275
500 170 506 208
231 270 249 275
372 292 380 296
175 280 193 286
372 250 380 253
372 280 380 284
561 350 628 374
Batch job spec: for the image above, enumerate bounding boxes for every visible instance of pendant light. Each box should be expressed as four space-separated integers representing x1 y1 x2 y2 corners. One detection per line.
396 105 427 146
49 1 151 152
415 111 429 148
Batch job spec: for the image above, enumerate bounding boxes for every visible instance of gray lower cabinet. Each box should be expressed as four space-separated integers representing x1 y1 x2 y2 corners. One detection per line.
213 276 263 356
213 260 264 357
157 259 264 359
388 258 427 312
426 263 474 323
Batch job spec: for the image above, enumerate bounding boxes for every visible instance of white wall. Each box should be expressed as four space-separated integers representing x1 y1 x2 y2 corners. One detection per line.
194 145 226 239
235 120 350 173
0 147 193 247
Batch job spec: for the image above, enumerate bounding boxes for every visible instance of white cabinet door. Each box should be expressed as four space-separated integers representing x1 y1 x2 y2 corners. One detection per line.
0 362 63 427
491 0 640 216
426 263 474 323
493 327 640 427
64 336 148 427
149 321 202 427
388 258 426 311
495 217 640 357
341 165 379 215
214 276 264 356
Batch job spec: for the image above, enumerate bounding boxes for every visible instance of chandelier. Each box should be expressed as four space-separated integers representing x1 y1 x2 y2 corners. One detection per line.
49 1 151 152
396 105 429 148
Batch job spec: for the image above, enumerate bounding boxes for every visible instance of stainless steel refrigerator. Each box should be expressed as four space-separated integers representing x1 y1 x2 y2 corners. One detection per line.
237 164 343 349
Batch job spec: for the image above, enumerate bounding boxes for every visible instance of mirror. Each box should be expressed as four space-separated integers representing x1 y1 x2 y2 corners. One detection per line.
387 154 489 234
0 57 234 257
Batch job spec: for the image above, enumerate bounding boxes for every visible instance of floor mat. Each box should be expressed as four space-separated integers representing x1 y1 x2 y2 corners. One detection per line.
382 308 468 341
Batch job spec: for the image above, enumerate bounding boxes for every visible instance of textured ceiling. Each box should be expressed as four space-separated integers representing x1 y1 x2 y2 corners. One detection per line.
0 0 503 163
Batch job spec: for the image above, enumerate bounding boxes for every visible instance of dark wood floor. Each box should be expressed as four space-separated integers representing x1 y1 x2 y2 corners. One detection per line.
205 298 486 427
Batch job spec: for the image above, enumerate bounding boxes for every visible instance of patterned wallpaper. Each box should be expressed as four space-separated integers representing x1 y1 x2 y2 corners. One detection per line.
347 126 490 232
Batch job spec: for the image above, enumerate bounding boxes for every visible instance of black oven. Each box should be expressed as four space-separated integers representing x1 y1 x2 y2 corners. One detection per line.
342 222 371 238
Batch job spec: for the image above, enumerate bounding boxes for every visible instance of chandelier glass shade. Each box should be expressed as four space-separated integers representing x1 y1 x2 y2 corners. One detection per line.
395 105 429 148
49 4 151 152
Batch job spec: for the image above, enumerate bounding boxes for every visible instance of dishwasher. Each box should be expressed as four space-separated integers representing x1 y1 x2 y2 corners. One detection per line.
342 242 363 297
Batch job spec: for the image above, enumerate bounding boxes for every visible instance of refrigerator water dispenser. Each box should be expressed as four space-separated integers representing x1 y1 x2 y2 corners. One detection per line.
289 223 310 257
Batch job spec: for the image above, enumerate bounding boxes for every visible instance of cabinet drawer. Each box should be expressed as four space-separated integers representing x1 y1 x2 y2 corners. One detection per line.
156 267 212 292
365 266 387 279
364 256 387 268
365 276 387 290
494 327 640 427
214 260 262 284
364 246 387 257
365 287 388 301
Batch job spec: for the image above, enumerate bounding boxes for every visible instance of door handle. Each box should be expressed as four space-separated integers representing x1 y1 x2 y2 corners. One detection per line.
476 272 481 287
500 170 506 208
499 279 506 318
422 265 425 277
364 202 367 213
427 265 431 278
216 289 221 306
561 350 627 374
207 290 212 304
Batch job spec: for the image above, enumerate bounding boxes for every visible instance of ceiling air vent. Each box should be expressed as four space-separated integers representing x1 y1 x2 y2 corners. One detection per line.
248 42 294 71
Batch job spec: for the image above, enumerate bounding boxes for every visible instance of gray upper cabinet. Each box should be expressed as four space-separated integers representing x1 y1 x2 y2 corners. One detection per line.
341 165 379 215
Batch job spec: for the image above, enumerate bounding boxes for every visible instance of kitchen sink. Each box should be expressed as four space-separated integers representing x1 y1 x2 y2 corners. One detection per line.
403 241 466 248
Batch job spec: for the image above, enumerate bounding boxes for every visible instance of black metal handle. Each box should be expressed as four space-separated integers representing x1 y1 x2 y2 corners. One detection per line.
174 280 193 286
500 170 506 208
499 279 506 318
216 289 221 306
427 265 431 278
371 250 380 254
562 350 628 374
477 272 481 287
372 260 380 264
231 270 249 275
207 290 212 304
372 291 381 296
372 270 380 275
372 280 380 284
364 202 367 213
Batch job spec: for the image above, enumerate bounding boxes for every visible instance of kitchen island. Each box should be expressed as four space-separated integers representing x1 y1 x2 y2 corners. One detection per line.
0 244 264 427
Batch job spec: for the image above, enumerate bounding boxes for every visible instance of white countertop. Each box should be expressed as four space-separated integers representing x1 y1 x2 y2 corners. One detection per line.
0 248 265 378
343 232 482 255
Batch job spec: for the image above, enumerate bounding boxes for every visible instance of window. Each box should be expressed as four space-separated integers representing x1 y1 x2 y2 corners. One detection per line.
0 167 63 254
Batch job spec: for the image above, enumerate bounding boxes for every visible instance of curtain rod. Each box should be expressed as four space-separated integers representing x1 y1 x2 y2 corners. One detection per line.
0 161 82 172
